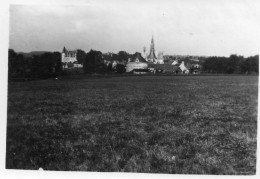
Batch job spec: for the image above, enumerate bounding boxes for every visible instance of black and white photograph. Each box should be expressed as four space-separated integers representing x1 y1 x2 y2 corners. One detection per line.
2 0 259 176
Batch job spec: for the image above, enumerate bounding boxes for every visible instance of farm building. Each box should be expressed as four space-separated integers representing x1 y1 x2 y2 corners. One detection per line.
179 61 189 74
126 53 148 72
148 61 189 74
133 69 149 74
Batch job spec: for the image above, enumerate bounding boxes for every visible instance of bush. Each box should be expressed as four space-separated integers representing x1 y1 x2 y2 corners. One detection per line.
116 64 126 74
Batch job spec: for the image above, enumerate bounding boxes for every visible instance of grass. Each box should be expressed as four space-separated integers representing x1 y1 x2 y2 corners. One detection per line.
6 75 258 174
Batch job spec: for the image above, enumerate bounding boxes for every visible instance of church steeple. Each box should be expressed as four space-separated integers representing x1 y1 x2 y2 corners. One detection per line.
147 36 157 61
151 36 154 46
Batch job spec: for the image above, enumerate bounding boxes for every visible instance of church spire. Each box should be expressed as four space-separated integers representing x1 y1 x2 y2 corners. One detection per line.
147 35 157 61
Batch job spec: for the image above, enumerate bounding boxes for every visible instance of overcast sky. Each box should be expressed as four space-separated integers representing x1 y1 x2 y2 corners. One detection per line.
9 0 260 56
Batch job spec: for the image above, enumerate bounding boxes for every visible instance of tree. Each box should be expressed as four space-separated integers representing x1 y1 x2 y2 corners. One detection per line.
202 56 229 73
117 51 129 62
245 55 259 74
111 53 119 62
83 49 103 73
115 64 126 74
226 54 243 74
30 52 60 78
8 50 63 79
76 49 86 64
201 54 258 74
107 62 112 72
15 54 26 74
8 49 17 76
52 52 62 73
36 53 55 77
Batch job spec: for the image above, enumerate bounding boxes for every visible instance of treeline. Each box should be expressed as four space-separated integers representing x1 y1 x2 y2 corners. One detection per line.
8 49 132 80
83 50 130 74
202 54 259 74
8 49 62 79
8 48 259 80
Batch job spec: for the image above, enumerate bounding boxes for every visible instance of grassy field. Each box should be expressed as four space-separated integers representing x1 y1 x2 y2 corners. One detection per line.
6 75 258 174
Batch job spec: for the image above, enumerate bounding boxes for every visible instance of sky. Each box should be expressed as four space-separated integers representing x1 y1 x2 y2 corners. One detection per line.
8 0 260 56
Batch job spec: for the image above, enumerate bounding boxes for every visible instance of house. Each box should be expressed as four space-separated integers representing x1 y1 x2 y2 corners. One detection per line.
179 61 189 74
155 51 164 64
189 64 201 74
61 47 83 69
148 60 189 74
171 60 178 65
61 47 77 63
133 69 149 75
148 63 175 73
126 53 148 72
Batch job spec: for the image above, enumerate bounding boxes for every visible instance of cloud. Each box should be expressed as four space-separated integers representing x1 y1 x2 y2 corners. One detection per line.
9 0 260 56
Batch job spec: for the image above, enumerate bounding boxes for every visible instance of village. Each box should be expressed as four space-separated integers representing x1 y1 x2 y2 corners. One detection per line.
61 36 201 75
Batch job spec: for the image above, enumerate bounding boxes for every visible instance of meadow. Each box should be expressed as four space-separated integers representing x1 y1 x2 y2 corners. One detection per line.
6 75 258 174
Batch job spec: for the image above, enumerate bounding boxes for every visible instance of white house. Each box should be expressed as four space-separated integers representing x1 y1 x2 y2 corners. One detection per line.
179 61 189 74
61 47 77 63
126 53 148 72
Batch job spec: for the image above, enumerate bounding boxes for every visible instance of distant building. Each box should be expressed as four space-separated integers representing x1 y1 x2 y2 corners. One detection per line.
156 51 164 64
192 63 200 68
145 36 165 64
61 47 77 63
147 60 190 74
126 53 148 72
112 60 118 69
148 63 175 73
62 47 82 68
171 60 178 65
179 61 189 74
189 63 201 74
142 47 147 59
133 68 149 75
146 36 157 63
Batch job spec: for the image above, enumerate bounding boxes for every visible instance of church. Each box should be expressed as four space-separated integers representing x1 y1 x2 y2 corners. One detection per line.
125 36 165 73
143 36 164 64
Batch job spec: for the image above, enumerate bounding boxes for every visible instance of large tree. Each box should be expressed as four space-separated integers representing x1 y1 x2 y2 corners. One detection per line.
8 49 17 75
83 49 103 73
242 55 259 74
76 49 86 64
115 64 126 74
117 51 129 62
30 52 61 78
52 52 62 73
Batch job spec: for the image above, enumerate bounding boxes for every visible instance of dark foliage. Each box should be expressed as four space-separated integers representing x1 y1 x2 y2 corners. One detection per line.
116 64 126 74
83 49 104 73
8 49 62 80
83 50 131 74
202 54 259 74
76 49 86 64
108 51 131 63
117 51 130 62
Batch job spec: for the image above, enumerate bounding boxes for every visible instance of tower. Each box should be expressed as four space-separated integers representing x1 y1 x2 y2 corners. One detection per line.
61 47 66 61
147 36 157 62
142 46 146 59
